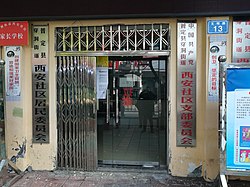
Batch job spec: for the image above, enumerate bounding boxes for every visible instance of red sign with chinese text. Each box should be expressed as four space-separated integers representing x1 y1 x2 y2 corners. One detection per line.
0 21 29 46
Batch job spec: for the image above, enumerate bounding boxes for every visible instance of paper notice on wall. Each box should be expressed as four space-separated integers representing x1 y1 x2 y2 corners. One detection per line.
97 67 108 99
233 89 250 165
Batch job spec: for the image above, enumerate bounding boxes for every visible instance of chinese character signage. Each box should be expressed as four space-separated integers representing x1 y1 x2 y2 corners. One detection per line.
233 21 250 63
208 36 227 102
226 66 250 171
0 21 28 46
177 22 197 147
32 25 49 143
5 46 21 100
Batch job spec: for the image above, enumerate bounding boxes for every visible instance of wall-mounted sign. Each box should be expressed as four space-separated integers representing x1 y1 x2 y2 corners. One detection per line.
96 56 109 67
0 21 29 46
232 21 250 63
5 46 21 101
208 36 227 102
207 20 229 34
32 25 49 143
177 22 197 147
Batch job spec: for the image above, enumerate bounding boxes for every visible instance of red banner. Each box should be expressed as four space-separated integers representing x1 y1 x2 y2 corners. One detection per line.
0 21 29 46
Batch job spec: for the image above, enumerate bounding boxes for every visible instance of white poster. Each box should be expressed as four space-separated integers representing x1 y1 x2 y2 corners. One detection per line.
5 46 21 100
96 67 108 99
233 89 250 164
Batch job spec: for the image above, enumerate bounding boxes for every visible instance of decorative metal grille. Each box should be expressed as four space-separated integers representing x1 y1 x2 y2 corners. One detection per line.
55 24 170 52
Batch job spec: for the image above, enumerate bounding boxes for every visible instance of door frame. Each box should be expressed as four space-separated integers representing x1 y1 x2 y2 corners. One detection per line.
95 54 170 169
56 51 170 171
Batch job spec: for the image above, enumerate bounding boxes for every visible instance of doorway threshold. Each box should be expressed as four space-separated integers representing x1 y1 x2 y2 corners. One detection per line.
97 166 168 174
98 160 167 174
101 160 159 166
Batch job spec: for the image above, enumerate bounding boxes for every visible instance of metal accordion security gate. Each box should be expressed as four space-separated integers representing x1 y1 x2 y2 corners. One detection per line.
56 56 96 171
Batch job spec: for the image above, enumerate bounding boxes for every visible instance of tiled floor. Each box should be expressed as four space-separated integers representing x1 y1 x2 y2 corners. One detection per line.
97 116 166 167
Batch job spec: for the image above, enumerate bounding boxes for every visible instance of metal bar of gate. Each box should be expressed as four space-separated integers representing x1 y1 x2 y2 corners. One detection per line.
83 56 87 170
76 56 80 169
63 56 68 169
57 56 62 168
79 56 84 169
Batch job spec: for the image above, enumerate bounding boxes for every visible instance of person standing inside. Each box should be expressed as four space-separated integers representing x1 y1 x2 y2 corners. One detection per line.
136 86 156 133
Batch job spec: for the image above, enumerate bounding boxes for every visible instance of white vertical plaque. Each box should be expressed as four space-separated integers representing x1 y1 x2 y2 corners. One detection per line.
32 25 49 143
208 36 227 102
177 22 197 147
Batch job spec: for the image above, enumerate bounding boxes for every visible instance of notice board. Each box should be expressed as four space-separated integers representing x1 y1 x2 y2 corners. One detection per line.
220 63 250 176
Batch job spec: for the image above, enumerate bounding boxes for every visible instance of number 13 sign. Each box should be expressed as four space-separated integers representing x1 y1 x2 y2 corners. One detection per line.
207 20 229 34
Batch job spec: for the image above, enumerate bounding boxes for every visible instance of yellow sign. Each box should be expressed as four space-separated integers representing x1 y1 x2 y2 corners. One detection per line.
96 56 108 67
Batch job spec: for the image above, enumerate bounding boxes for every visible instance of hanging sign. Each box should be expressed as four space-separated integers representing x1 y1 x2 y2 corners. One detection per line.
32 25 49 143
0 21 29 46
177 22 197 147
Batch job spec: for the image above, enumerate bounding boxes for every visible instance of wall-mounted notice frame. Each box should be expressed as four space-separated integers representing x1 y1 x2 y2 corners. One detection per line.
176 22 197 147
219 63 250 176
32 25 49 143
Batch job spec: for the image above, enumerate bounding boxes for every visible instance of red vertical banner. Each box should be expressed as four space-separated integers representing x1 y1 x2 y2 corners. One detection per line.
0 21 29 46
177 22 197 147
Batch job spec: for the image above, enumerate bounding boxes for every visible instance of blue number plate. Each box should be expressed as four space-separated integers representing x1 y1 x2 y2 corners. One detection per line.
207 20 229 34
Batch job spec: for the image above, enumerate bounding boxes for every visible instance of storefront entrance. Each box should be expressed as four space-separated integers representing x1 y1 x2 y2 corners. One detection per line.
97 56 168 168
55 23 170 171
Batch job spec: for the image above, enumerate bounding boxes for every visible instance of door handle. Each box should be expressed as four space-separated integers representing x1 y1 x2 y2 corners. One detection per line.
116 89 119 124
106 89 110 124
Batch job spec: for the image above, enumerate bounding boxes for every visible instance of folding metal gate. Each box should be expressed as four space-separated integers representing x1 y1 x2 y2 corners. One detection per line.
56 56 97 171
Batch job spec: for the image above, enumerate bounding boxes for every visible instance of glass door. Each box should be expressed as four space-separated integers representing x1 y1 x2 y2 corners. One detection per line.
97 57 167 167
